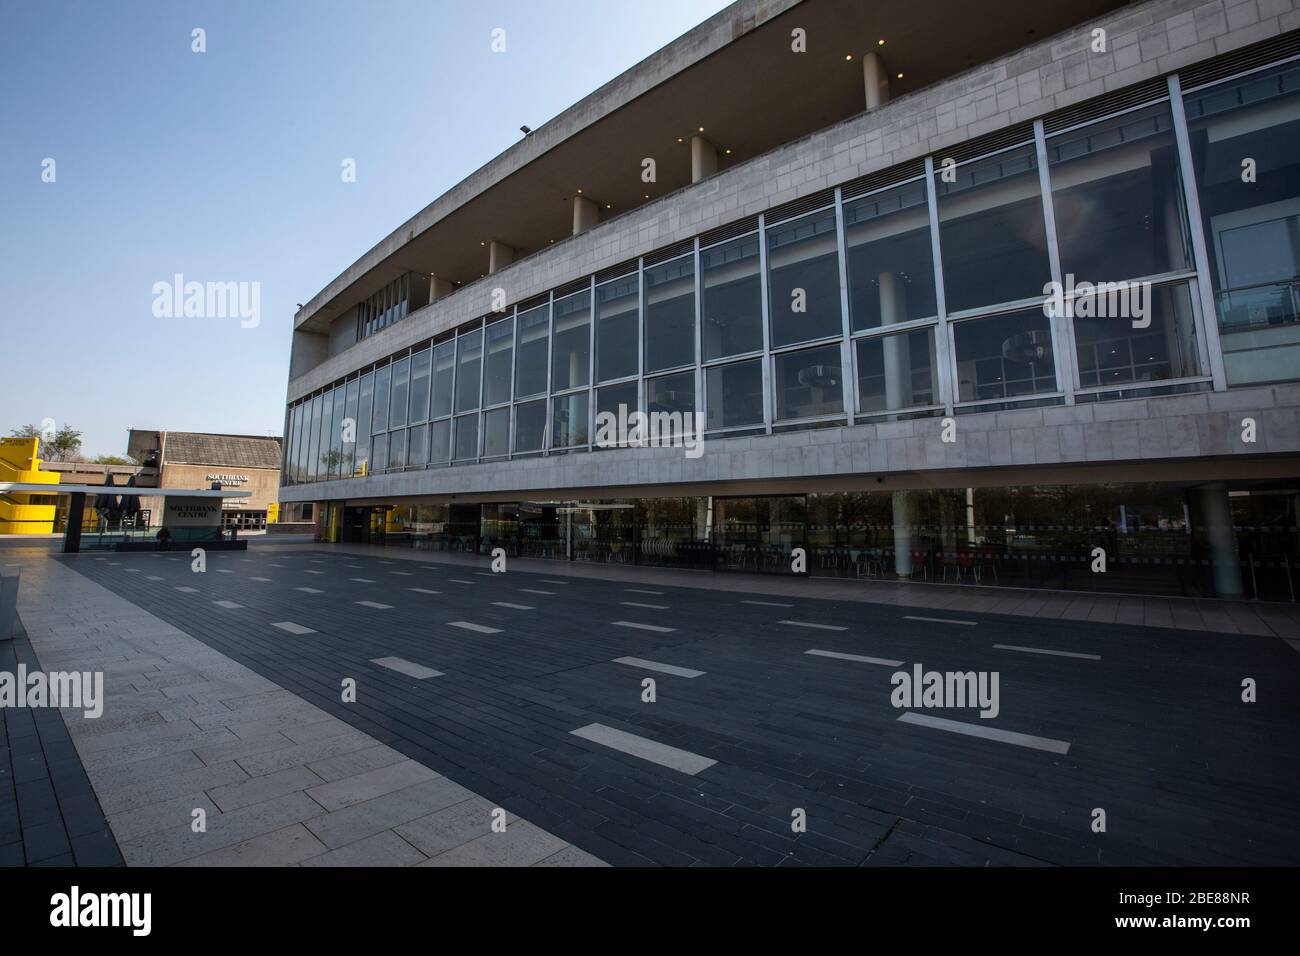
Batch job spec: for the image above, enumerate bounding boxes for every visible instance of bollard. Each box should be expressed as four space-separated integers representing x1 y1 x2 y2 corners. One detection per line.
0 565 20 642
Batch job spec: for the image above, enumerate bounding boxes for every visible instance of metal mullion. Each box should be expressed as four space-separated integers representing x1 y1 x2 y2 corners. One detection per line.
587 276 596 451
757 213 773 435
476 324 486 463
1168 73 1227 390
693 238 703 439
924 155 955 415
507 305 518 461
1034 118 1076 405
544 291 554 455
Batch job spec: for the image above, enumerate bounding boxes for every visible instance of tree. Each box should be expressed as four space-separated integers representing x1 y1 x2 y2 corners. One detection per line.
92 455 136 465
7 423 84 462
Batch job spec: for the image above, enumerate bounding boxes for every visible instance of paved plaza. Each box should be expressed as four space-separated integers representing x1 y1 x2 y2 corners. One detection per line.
3 541 1299 866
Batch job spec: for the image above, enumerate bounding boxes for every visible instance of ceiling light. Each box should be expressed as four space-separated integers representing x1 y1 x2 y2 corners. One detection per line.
896 72 904 79
845 54 853 61
725 148 732 155
878 39 885 46
677 137 683 143
698 126 704 132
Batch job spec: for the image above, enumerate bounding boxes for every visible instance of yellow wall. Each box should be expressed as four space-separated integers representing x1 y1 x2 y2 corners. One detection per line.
0 437 60 534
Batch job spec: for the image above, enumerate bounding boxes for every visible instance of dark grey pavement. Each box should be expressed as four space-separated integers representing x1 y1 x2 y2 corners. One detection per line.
58 546 1300 866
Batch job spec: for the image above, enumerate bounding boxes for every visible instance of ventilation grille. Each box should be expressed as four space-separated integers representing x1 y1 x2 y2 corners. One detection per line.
644 240 693 266
699 215 759 247
516 293 549 314
1179 30 1300 91
1043 77 1169 134
594 258 639 284
553 277 590 298
840 159 926 201
765 187 836 225
943 121 1035 165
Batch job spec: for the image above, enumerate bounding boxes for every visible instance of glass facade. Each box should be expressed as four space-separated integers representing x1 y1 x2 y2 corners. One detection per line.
284 52 1298 487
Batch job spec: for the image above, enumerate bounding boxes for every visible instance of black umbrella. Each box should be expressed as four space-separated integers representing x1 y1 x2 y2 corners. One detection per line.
118 474 142 524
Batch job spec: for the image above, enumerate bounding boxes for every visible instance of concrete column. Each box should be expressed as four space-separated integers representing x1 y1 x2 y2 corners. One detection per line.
862 51 890 111
488 240 514 275
429 277 454 302
690 135 718 183
892 490 912 577
1196 483 1244 598
573 195 600 236
880 271 912 414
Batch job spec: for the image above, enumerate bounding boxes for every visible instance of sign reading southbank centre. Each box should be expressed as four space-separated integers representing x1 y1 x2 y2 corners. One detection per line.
162 498 222 528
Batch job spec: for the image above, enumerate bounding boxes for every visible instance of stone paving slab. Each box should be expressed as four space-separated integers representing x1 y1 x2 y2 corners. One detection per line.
8 550 599 867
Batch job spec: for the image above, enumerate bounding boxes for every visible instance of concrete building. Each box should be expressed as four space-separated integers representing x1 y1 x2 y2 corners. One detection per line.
279 0 1300 601
126 430 283 531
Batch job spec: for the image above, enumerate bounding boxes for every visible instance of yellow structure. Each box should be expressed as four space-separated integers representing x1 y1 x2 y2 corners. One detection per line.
0 437 60 534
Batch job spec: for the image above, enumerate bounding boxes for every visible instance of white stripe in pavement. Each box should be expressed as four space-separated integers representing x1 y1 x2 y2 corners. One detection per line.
994 644 1100 661
493 602 534 610
123 568 140 573
408 588 441 595
215 569 233 574
612 657 704 679
269 563 285 567
304 570 324 575
904 615 976 626
539 580 569 585
620 601 668 610
392 571 413 576
779 620 846 631
570 723 715 775
520 588 553 595
449 579 475 585
896 712 1071 754
356 601 393 610
146 576 163 581
370 656 443 679
804 649 903 667
612 620 675 633
295 587 323 594
272 621 316 635
251 577 272 582
350 578 376 583
175 586 198 593
448 621 501 634
625 589 664 595
742 600 793 607
213 600 244 609
474 572 497 577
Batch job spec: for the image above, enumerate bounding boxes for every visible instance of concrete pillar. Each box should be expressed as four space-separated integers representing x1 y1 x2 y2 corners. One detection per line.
691 135 718 183
892 490 912 577
1196 483 1244 598
572 195 600 236
880 271 912 414
429 277 454 302
488 240 514 275
863 51 890 110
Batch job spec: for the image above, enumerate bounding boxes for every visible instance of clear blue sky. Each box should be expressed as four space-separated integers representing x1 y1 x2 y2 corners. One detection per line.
0 0 730 459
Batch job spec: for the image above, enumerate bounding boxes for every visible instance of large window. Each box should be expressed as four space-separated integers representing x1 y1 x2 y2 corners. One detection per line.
429 418 451 466
774 343 844 421
356 371 373 477
1185 61 1300 385
1073 281 1201 388
388 356 410 429
596 381 638 449
953 307 1058 402
408 348 431 424
387 427 406 471
644 254 695 372
551 391 589 449
702 233 763 360
406 423 427 467
327 385 345 478
766 208 843 347
431 339 455 419
515 304 550 398
341 379 359 476
454 414 478 461
483 319 514 407
1049 102 1191 283
596 274 639 382
455 329 483 412
647 370 696 443
514 399 547 454
371 365 391 433
552 291 591 391
856 328 938 415
937 143 1051 312
844 180 937 331
706 358 763 431
482 407 510 459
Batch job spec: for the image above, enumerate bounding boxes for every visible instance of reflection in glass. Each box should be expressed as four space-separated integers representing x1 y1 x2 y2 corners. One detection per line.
342 379 359 475
406 423 427 467
551 391 589 448
356 372 373 476
644 255 695 372
1048 102 1190 282
408 348 431 424
647 370 696 443
371 365 391 433
431 340 455 418
455 329 483 413
388 357 410 429
429 419 451 465
370 433 387 475
702 234 763 359
844 180 937 331
596 275 639 382
953 308 1058 402
387 427 406 470
482 407 510 458
774 344 844 420
856 328 937 414
514 399 547 454
515 304 550 398
596 381 638 448
328 386 345 477
483 319 514 407
766 209 842 347
1185 61 1300 385
706 359 763 430
552 292 591 391
937 144 1050 312
1073 282 1201 388
454 414 479 461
